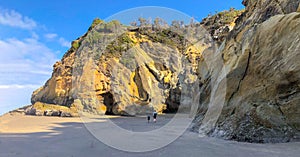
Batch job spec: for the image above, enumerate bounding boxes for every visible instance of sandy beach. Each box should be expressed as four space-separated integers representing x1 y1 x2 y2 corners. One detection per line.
0 114 299 157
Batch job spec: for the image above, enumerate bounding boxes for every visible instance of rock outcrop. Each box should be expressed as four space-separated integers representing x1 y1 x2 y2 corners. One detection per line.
193 0 300 143
31 19 214 116
29 0 300 143
201 8 244 45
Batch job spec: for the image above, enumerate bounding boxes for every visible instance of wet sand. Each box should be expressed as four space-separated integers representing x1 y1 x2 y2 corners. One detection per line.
0 114 299 157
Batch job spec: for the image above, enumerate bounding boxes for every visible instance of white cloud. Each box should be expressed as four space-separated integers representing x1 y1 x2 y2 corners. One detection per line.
0 37 59 114
59 37 71 47
44 33 58 40
0 84 40 89
0 8 71 114
0 9 37 30
0 37 58 85
44 33 70 48
31 32 39 40
29 70 52 75
0 37 57 63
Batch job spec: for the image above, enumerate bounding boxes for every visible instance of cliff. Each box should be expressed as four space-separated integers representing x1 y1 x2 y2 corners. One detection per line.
30 18 214 116
193 0 300 143
27 0 300 143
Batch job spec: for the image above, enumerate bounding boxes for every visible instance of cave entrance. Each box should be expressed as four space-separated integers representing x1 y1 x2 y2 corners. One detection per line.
101 92 115 115
164 85 181 113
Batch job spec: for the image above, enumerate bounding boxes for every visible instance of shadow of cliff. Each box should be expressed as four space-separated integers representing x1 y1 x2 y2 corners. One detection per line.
1 117 300 157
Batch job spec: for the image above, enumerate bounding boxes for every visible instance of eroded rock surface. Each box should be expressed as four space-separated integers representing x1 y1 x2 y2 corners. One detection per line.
193 0 300 143
31 20 213 116
29 0 300 143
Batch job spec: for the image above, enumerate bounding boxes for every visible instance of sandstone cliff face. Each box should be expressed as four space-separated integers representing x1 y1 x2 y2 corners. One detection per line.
31 31 89 108
31 20 213 115
193 0 300 143
30 0 300 143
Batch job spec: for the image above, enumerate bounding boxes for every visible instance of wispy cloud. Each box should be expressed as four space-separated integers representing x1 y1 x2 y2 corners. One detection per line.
44 33 58 40
0 37 58 86
0 9 37 30
31 32 39 40
29 70 52 75
44 33 70 48
0 36 58 114
0 84 40 89
59 37 71 47
0 8 70 114
0 37 57 63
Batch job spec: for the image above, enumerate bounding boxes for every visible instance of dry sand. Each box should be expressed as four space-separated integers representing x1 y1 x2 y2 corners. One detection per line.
0 113 299 157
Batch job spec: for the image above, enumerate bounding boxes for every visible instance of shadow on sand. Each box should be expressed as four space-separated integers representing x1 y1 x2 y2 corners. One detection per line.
1 115 300 157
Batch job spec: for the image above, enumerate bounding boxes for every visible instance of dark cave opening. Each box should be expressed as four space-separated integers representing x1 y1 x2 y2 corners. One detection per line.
101 92 115 115
164 85 181 113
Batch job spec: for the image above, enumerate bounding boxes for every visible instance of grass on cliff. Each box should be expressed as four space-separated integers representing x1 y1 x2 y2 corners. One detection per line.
88 18 104 31
217 8 244 24
202 8 244 25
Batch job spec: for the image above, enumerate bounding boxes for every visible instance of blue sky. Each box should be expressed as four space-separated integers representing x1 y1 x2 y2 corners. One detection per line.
0 0 244 115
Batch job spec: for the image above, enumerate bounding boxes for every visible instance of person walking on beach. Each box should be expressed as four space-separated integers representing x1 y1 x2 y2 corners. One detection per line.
153 111 157 123
147 115 151 123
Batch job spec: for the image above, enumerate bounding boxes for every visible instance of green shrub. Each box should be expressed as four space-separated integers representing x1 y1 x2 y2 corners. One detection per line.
89 18 104 30
71 40 80 50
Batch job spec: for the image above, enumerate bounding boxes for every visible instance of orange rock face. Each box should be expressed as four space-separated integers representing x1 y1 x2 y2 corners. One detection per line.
31 20 212 116
30 1 300 143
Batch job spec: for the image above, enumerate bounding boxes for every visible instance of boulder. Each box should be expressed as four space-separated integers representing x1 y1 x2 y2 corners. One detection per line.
60 112 72 117
44 110 53 116
51 110 61 116
25 107 36 115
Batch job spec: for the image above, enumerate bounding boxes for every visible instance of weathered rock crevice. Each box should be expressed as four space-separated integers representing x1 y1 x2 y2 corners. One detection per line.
227 50 251 105
194 0 300 143
133 68 150 102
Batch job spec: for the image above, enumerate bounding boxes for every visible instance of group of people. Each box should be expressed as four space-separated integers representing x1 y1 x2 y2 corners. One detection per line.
147 111 157 123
